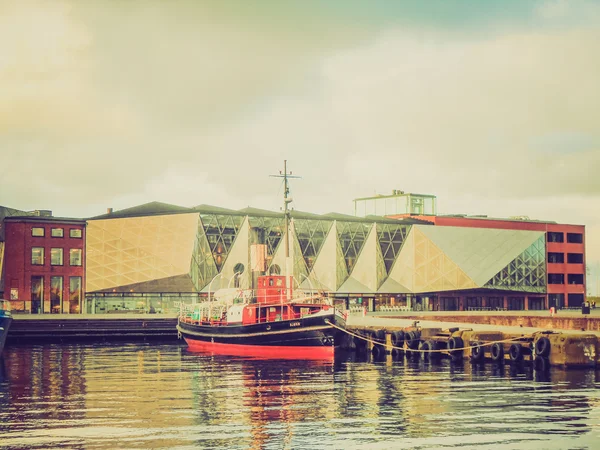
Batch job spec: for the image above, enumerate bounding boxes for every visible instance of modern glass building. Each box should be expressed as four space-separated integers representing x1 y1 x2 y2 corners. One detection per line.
82 202 556 313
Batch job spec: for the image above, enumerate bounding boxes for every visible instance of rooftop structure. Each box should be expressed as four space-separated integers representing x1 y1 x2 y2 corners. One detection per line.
354 190 437 217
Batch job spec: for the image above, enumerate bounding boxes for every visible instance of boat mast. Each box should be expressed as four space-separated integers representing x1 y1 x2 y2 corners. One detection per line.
271 160 300 300
283 160 292 300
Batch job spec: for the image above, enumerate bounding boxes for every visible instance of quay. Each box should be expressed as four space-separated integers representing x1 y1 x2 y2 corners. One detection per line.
6 310 600 369
342 310 600 369
6 313 179 343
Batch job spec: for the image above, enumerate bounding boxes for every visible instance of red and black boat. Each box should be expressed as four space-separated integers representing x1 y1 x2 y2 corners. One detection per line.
177 161 347 359
177 275 347 359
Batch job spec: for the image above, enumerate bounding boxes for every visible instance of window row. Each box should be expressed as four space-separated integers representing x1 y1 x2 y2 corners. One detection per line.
547 252 584 264
31 248 82 266
30 276 82 314
32 227 82 238
547 232 583 243
547 273 584 285
549 293 585 308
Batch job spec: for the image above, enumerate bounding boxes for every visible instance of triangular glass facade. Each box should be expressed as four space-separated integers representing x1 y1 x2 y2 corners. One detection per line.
291 230 309 282
336 221 372 274
335 233 349 289
484 235 546 293
293 219 332 271
248 216 285 268
375 243 387 289
190 216 217 291
200 214 245 271
376 224 410 274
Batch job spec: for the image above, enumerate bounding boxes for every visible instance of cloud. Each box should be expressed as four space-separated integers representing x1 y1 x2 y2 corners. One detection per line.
1 0 600 267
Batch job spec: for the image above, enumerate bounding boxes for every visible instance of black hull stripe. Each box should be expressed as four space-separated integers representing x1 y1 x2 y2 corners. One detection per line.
177 324 333 339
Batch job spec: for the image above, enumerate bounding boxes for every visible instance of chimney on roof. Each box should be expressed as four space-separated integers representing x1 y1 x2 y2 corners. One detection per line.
107 208 113 214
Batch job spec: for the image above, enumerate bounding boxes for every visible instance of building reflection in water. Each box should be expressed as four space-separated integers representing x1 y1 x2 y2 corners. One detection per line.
0 344 598 448
1 345 87 426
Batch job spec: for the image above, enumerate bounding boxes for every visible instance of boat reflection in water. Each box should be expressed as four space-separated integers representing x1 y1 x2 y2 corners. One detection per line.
1 344 599 449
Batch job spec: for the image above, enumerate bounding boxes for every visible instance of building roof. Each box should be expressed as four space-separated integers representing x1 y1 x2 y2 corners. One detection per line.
237 206 283 217
3 215 86 224
437 214 557 224
90 201 192 219
192 204 241 215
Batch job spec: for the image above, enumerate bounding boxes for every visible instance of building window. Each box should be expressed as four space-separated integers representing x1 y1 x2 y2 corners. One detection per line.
32 227 45 237
548 273 564 284
70 229 82 238
487 297 504 310
508 297 525 310
69 277 82 314
568 293 584 308
567 233 583 244
568 274 584 285
50 276 63 314
548 252 564 263
31 276 44 314
51 248 64 266
567 253 584 264
529 297 545 310
51 228 64 237
547 232 564 243
32 247 44 265
548 294 564 309
70 248 82 266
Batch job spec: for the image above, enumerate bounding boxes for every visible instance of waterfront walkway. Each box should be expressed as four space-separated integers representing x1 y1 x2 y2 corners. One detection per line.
347 310 600 337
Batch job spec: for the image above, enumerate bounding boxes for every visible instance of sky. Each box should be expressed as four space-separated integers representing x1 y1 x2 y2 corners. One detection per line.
1 0 600 292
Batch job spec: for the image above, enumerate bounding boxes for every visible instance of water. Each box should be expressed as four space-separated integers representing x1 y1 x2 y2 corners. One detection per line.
1 343 599 449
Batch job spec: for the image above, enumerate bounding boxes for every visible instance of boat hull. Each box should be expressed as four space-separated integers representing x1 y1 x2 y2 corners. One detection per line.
0 316 12 355
177 312 346 359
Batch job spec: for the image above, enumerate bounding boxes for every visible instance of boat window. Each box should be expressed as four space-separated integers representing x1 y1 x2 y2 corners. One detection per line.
276 279 282 286
269 279 274 286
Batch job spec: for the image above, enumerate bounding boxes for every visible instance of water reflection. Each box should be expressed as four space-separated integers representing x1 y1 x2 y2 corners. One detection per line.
0 344 598 449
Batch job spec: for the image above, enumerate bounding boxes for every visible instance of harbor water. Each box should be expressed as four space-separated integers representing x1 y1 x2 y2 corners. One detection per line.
1 342 599 449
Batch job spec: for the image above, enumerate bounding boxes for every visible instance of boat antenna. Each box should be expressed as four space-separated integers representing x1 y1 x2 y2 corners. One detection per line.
270 160 301 299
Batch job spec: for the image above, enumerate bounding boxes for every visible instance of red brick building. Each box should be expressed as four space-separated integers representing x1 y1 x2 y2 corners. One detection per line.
389 214 586 309
3 215 86 314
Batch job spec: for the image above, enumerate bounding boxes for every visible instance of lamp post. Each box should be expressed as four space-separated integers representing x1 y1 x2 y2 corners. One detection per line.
228 271 242 289
207 273 223 319
300 273 315 298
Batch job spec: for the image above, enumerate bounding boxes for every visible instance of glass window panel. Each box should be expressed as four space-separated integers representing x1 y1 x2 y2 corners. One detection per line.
51 248 63 265
32 227 44 237
31 276 44 313
51 228 64 237
50 276 63 313
69 277 82 313
31 247 44 265
70 229 82 238
70 248 82 266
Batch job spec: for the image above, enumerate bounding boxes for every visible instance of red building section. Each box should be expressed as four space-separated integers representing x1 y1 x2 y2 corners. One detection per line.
3 216 86 314
389 214 586 308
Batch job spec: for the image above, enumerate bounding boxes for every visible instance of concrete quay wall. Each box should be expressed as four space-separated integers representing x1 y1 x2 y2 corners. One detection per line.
378 314 600 332
7 314 179 343
346 316 600 369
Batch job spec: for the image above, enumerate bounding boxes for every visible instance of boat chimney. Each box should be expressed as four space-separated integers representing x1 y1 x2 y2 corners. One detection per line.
107 207 113 214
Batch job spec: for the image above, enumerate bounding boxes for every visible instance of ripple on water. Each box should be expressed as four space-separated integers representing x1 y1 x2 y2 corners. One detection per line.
0 343 599 449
